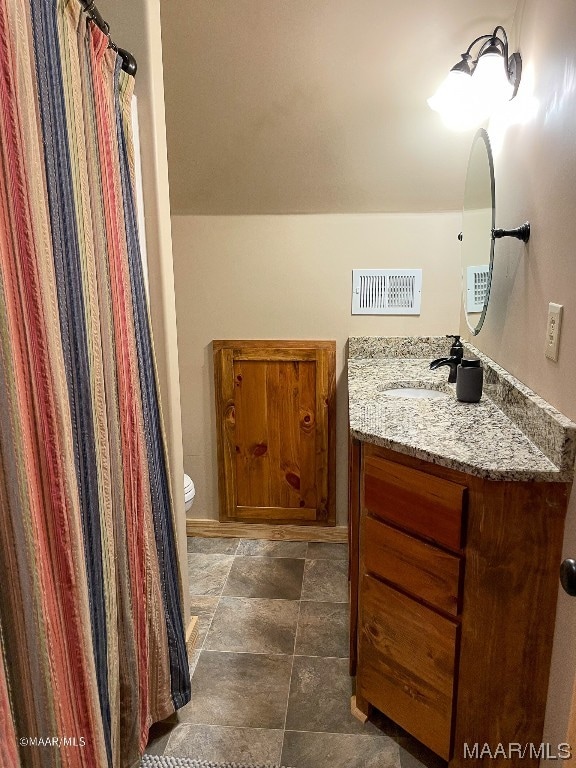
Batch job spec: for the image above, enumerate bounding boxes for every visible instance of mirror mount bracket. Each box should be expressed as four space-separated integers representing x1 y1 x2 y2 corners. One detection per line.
492 222 530 243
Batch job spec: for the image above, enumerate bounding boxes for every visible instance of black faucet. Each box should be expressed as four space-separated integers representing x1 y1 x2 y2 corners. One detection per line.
430 335 464 383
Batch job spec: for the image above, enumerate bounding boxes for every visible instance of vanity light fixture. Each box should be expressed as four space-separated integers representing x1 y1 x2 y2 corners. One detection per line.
428 26 522 130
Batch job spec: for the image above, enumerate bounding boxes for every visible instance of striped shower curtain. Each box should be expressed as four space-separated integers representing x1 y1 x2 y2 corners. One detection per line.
0 1 191 767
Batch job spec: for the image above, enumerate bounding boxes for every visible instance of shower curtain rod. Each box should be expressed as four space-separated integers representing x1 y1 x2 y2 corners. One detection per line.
78 0 137 76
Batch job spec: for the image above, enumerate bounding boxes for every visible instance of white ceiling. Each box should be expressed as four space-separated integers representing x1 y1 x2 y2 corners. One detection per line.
160 0 517 215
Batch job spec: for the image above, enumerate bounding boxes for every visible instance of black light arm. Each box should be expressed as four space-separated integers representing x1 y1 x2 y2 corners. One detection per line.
463 33 495 58
465 26 509 64
451 25 522 98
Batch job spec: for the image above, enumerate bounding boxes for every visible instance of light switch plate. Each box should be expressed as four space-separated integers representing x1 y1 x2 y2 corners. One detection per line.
545 303 563 361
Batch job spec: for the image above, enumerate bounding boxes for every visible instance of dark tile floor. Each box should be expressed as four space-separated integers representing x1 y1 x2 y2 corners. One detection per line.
145 537 445 768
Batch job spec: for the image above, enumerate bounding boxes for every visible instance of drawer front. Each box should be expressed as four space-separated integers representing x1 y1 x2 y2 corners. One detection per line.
358 574 458 760
363 454 466 551
364 516 462 616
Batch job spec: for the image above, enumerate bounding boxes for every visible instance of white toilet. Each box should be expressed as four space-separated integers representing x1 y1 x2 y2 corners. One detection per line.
184 473 195 512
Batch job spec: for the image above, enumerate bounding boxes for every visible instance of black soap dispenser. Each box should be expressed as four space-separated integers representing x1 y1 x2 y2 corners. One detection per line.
456 358 483 402
447 334 464 362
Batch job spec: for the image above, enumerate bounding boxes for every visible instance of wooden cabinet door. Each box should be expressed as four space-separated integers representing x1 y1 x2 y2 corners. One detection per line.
358 574 458 760
213 340 336 525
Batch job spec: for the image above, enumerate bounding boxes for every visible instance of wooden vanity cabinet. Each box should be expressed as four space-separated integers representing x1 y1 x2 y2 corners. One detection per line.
349 439 570 766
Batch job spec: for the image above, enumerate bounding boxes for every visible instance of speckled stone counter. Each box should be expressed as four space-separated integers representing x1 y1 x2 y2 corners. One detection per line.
348 336 576 482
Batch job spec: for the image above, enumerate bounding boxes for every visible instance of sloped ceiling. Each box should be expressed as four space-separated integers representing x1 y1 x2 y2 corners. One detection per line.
160 0 517 215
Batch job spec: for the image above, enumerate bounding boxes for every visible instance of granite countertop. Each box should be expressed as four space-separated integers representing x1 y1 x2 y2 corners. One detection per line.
348 337 576 482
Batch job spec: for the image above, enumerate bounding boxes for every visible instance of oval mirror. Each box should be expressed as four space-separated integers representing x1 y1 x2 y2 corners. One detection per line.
461 128 495 335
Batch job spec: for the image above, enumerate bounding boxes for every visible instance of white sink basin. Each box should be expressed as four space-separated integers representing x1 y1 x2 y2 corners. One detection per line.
380 387 448 399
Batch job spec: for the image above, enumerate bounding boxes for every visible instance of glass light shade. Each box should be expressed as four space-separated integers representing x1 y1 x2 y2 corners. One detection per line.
427 69 473 113
472 52 514 111
428 69 487 131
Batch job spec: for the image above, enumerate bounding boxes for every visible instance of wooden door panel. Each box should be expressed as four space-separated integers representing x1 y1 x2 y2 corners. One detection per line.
231 346 319 361
235 505 318 521
270 360 307 508
234 360 270 507
233 359 316 510
298 360 317 510
314 347 331 523
214 340 335 525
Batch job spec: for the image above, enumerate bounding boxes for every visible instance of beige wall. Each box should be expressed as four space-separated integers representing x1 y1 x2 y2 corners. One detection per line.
160 1 516 216
458 0 576 758
173 212 461 526
97 0 189 620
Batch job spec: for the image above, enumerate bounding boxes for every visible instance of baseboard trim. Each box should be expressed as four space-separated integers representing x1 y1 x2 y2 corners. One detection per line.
186 518 348 543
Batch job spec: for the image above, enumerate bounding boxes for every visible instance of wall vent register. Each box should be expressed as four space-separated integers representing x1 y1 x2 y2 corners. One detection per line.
466 265 490 313
352 269 422 315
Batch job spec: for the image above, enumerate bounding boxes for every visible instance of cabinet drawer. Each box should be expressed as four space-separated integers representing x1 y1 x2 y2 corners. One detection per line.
363 454 466 551
364 516 462 616
358 574 458 760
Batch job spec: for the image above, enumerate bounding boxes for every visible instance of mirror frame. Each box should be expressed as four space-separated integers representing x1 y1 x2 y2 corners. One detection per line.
462 128 495 336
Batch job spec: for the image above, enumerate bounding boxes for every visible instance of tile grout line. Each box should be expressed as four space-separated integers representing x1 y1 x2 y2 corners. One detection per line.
165 535 238 758
206 540 240 647
279 541 308 764
162 727 175 756
175 544 240 752
188 539 307 765
190 541 239 665
189 649 349 658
